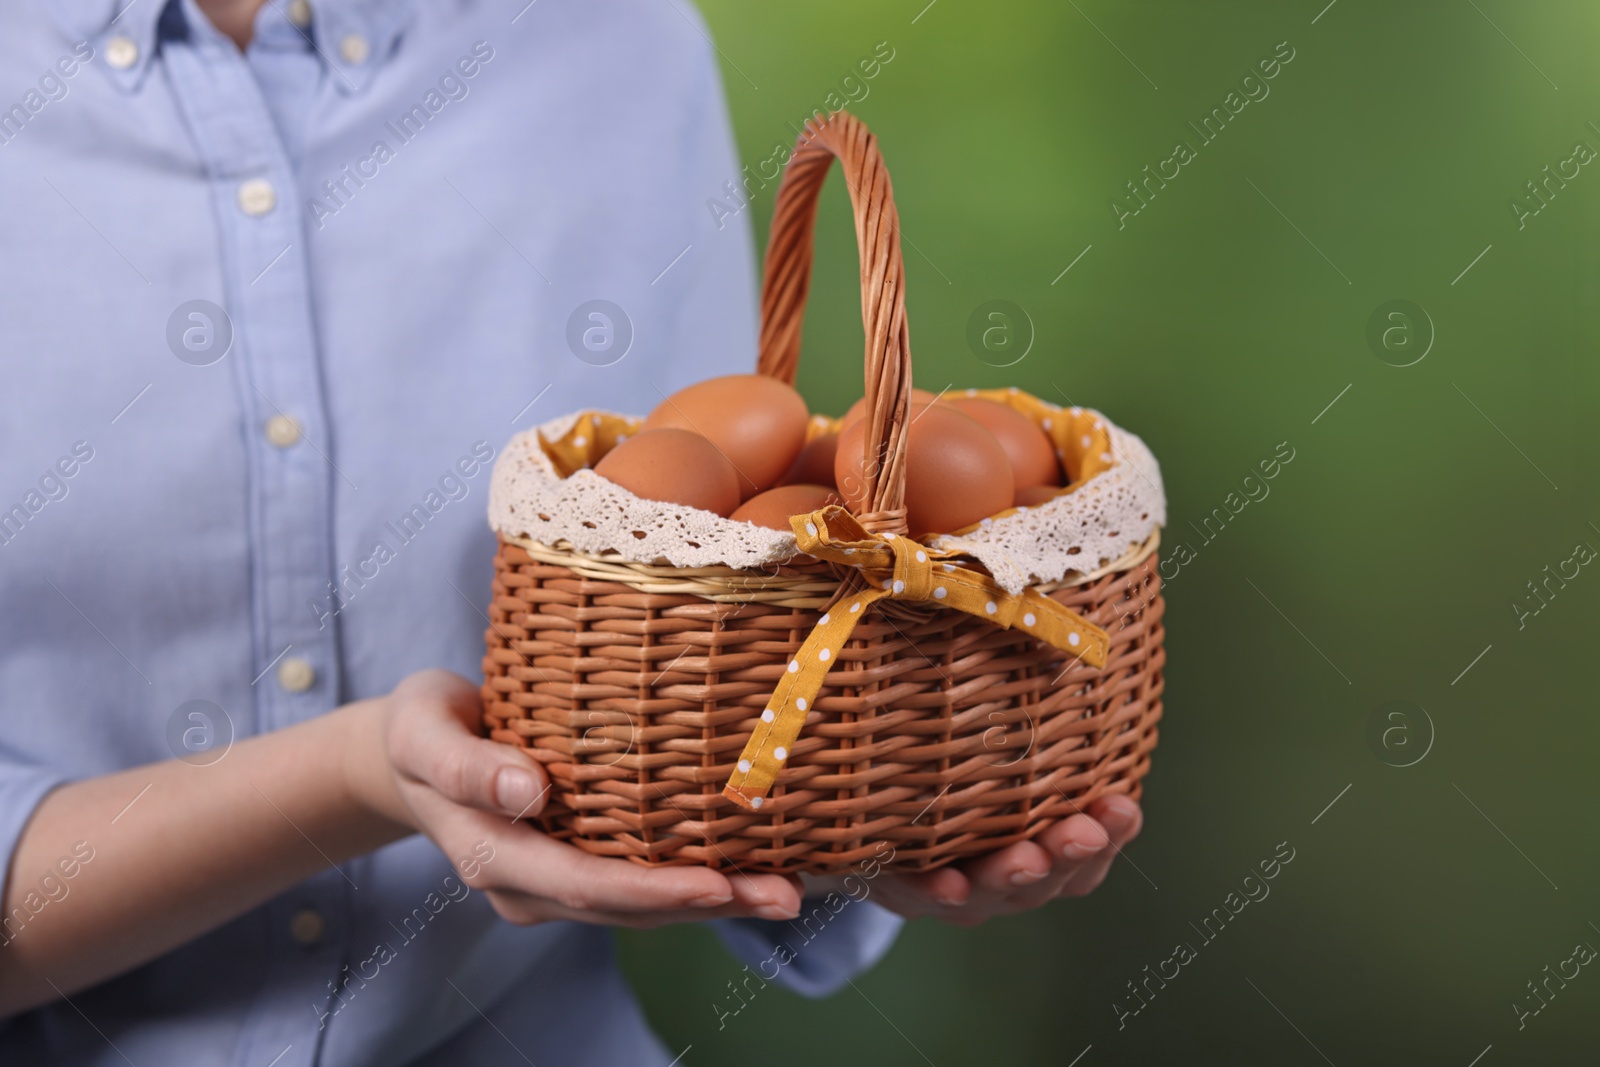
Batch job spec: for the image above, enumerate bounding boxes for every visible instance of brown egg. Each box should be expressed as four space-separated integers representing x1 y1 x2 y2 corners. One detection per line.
592 429 741 516
641 374 809 499
1014 484 1064 507
834 404 1013 536
729 484 837 531
942 397 1061 490
838 387 937 430
779 432 838 487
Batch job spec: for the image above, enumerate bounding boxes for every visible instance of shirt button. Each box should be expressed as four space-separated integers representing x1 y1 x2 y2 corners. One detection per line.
289 908 325 946
339 34 370 64
237 178 277 217
264 414 302 448
287 0 313 27
104 36 139 70
277 657 316 693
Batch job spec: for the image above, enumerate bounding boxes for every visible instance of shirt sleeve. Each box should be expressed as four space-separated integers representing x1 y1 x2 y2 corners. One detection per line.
710 897 903 998
0 760 68 908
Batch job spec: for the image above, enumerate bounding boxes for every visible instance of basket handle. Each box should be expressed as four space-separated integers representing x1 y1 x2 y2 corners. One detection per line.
756 111 912 536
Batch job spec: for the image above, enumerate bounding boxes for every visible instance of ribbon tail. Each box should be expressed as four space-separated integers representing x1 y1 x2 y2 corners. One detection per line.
1012 587 1110 669
722 587 886 810
927 565 1112 670
723 508 1110 814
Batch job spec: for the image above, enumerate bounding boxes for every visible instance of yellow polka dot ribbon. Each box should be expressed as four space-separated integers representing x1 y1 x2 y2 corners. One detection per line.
721 505 1110 811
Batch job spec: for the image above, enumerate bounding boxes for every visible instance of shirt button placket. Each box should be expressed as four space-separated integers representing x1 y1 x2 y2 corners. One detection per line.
265 414 302 448
276 657 316 693
237 178 278 217
159 39 342 737
161 32 349 1065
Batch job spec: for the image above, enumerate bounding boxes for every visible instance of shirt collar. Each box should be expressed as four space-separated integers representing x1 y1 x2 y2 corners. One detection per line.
40 0 416 95
295 0 418 95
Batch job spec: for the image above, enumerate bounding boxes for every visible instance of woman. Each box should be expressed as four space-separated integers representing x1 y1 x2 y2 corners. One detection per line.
0 0 1141 1062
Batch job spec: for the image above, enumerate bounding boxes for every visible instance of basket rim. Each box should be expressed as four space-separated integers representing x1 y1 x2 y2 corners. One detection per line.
500 529 1161 609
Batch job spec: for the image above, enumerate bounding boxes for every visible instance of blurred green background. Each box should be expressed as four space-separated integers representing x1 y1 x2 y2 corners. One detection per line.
618 2 1600 1063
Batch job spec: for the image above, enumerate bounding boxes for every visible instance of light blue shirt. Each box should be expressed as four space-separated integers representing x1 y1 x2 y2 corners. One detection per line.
0 0 900 1063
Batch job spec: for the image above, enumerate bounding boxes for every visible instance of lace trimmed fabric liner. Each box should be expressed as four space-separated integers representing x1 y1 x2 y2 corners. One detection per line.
487 407 1167 595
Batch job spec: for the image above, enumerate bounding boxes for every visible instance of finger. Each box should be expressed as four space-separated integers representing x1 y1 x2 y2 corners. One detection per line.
422 791 811 921
970 814 1111 912
408 792 732 915
390 673 550 818
491 828 747 913
872 865 971 918
1089 794 1144 847
726 871 804 921
507 895 797 930
637 871 803 926
965 838 1059 898
1054 795 1143 899
1036 811 1113 867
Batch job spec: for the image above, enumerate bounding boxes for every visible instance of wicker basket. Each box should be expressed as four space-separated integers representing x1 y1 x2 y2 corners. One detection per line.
480 112 1165 873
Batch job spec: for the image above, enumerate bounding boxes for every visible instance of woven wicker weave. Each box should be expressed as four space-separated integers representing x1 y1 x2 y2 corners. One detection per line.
481 112 1165 872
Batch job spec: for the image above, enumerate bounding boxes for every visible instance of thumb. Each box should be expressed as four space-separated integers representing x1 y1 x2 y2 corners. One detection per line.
392 670 550 818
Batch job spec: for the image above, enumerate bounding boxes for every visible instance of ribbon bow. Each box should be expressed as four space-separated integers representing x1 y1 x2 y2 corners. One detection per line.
722 506 1110 810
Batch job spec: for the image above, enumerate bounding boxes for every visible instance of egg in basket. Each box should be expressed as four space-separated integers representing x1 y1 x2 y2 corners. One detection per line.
480 112 1166 873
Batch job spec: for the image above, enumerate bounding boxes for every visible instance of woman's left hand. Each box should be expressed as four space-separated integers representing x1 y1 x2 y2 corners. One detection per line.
845 795 1144 925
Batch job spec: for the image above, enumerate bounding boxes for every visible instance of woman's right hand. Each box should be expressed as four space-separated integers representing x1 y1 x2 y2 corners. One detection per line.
345 669 803 929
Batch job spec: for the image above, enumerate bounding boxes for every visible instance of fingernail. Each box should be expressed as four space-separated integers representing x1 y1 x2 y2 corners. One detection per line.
691 893 735 908
1009 868 1048 887
1062 839 1105 862
494 767 536 813
755 904 799 921
933 892 964 907
1102 796 1138 831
